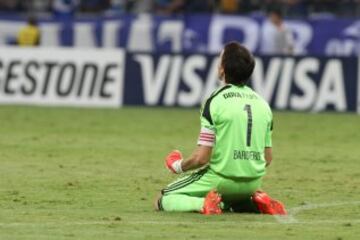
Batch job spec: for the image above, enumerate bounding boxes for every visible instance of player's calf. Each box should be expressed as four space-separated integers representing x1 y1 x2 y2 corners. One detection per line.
154 190 222 214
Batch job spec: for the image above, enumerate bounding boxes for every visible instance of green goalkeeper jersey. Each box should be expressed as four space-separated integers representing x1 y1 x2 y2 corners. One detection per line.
198 84 273 178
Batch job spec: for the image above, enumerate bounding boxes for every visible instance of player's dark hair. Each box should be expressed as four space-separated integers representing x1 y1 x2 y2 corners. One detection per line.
28 16 38 26
267 7 283 18
221 41 255 86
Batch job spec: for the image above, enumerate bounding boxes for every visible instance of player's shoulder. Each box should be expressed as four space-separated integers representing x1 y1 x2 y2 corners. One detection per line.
201 85 232 125
246 86 273 113
204 84 233 103
201 85 232 119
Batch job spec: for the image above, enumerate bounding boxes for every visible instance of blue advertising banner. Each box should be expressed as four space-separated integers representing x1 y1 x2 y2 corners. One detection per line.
0 15 359 56
0 46 358 112
124 53 359 112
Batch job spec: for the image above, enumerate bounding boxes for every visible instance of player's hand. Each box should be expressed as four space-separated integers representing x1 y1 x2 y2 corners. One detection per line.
165 150 183 174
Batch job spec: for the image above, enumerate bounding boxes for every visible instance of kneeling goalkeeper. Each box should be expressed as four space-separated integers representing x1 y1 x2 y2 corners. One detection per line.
155 42 286 215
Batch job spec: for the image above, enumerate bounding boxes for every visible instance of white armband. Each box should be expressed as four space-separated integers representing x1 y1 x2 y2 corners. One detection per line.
197 127 215 147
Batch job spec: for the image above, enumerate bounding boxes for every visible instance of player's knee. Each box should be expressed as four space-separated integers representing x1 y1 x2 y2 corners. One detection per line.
154 192 163 211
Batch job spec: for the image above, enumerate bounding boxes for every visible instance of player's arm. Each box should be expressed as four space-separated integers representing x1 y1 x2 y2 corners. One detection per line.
164 127 215 174
165 96 216 174
164 147 211 174
265 117 273 167
265 147 272 167
181 146 212 172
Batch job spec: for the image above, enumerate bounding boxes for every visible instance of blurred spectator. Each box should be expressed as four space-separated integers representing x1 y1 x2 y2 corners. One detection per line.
52 0 79 18
237 0 261 14
126 0 153 14
0 0 20 12
311 0 338 14
155 0 183 15
261 8 294 55
18 0 51 13
80 0 110 13
184 0 215 13
219 0 239 13
17 16 41 46
285 0 308 17
154 0 215 14
0 0 360 17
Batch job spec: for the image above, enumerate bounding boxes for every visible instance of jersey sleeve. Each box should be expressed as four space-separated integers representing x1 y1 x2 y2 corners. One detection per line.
265 119 273 148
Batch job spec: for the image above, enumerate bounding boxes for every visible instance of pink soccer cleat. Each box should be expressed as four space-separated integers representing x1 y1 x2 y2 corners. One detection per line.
252 191 287 215
201 190 222 215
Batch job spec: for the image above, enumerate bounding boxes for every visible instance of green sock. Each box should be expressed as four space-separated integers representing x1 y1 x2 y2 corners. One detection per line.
160 194 204 212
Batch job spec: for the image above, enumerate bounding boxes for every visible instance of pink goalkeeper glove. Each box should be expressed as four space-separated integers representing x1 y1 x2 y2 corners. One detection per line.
165 150 183 174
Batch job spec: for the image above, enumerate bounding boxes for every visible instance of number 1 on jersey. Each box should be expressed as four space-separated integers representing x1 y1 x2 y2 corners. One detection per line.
243 104 252 147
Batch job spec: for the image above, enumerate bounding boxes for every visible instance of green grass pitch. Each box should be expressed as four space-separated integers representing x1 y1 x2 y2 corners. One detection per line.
0 106 359 240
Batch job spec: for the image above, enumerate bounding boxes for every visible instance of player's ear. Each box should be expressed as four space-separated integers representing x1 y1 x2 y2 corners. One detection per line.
218 66 225 81
218 50 225 81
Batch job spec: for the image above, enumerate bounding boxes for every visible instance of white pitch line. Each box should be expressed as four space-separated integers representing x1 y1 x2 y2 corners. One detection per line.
289 201 360 215
273 214 298 224
273 200 360 224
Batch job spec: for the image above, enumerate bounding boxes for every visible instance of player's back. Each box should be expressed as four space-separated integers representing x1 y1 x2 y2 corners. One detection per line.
205 84 272 179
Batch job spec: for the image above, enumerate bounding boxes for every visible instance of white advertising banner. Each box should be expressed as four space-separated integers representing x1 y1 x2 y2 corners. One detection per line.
0 47 125 108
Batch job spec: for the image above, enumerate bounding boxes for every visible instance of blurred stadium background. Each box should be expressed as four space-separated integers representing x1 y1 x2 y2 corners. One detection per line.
0 1 359 240
0 0 359 110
